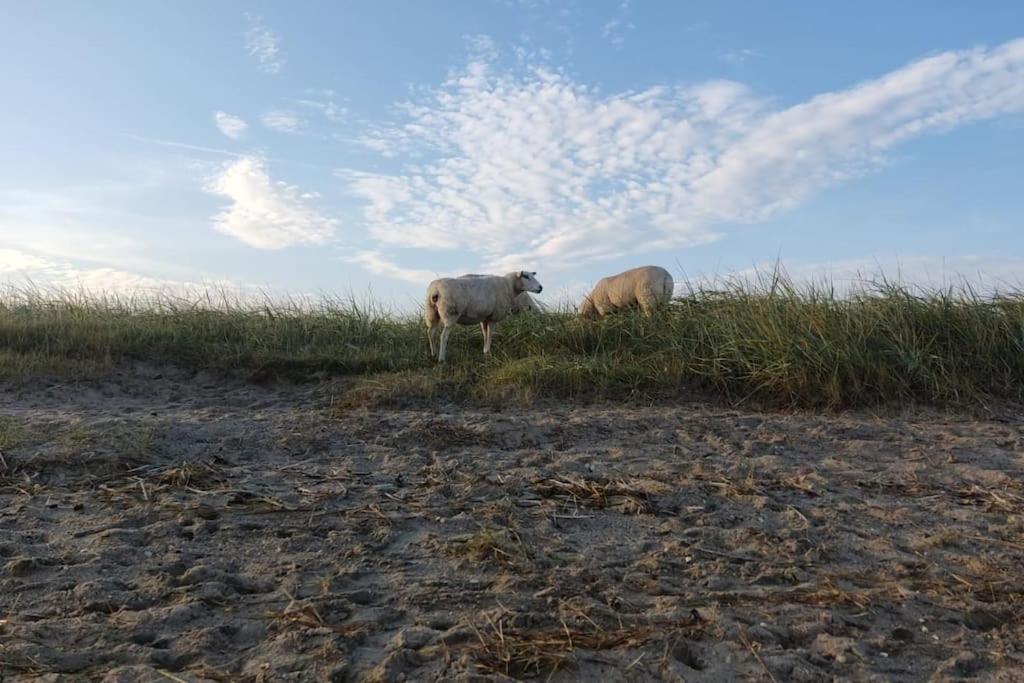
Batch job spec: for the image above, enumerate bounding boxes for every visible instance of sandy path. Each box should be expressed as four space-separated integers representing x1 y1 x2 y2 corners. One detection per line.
1 368 1022 681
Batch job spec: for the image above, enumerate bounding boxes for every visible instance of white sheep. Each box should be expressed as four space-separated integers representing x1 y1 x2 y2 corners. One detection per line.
511 291 541 314
425 271 544 362
461 275 541 315
579 265 674 318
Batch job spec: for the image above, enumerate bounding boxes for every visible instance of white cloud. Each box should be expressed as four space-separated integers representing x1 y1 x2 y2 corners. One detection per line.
244 13 284 74
341 37 1024 277
0 248 51 273
206 157 337 249
213 111 248 139
718 48 760 65
261 110 304 133
0 247 244 295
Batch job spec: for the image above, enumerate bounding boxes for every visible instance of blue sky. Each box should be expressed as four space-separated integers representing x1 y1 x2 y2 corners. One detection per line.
2 1 1022 309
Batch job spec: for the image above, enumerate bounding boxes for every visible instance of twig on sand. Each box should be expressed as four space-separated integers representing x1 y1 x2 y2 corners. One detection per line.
74 522 133 538
275 456 320 472
135 477 149 502
738 626 778 683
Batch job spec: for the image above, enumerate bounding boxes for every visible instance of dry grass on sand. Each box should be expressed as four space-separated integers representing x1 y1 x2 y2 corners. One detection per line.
1 367 1023 680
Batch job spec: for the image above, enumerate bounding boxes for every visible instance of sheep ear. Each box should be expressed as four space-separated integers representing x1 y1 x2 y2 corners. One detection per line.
518 270 525 278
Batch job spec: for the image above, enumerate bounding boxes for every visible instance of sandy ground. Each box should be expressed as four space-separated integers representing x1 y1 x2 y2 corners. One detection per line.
1 366 1023 682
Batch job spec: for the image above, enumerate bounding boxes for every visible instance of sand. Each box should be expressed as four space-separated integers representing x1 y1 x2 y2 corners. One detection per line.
1 365 1022 681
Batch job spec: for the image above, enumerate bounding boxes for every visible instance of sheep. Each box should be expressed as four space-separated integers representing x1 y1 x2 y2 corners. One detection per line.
425 271 544 362
579 265 674 318
461 274 541 315
511 291 541 314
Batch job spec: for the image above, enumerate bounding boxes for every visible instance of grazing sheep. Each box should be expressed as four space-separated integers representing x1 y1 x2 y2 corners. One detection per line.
579 265 674 318
461 274 541 315
511 291 541 314
425 271 544 362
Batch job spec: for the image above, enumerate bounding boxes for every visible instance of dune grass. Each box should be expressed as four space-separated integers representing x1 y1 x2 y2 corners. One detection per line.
1 275 1022 408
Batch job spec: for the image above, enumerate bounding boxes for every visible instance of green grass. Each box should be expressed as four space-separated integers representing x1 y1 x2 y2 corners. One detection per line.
1 275 1023 408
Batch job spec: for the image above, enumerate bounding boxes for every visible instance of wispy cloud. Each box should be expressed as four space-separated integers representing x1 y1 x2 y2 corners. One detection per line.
495 0 552 9
464 34 500 61
129 135 335 171
244 13 284 75
341 38 1024 279
727 254 1024 294
296 91 348 123
205 157 337 249
601 1 635 48
344 251 446 284
0 248 52 274
261 110 305 133
213 111 248 140
718 48 761 65
128 134 248 159
0 247 243 295
0 181 193 273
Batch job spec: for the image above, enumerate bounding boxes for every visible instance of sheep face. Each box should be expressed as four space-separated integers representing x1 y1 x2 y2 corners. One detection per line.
578 297 598 319
516 271 543 294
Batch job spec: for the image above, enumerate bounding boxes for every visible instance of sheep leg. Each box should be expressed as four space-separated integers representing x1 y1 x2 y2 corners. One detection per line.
638 291 656 316
482 321 492 357
438 323 453 363
427 320 438 358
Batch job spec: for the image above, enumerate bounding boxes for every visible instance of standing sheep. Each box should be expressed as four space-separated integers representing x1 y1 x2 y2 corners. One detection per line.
425 271 544 363
579 265 674 318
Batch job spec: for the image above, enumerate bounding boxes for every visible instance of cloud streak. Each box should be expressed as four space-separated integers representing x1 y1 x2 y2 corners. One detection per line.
206 157 337 249
261 110 305 133
341 38 1024 278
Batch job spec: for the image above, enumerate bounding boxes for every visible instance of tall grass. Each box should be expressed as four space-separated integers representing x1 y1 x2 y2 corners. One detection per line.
1 275 1022 408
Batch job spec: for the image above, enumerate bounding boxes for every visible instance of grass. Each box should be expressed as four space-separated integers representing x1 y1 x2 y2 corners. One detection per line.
458 608 713 679
456 527 531 566
1 273 1023 408
534 476 665 515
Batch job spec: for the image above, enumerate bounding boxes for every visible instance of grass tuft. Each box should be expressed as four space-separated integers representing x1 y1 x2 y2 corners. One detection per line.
2 274 1023 408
